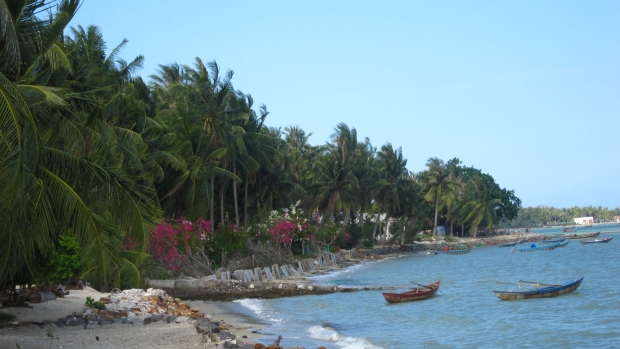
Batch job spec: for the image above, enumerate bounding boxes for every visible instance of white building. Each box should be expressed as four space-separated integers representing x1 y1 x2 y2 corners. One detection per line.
573 217 593 225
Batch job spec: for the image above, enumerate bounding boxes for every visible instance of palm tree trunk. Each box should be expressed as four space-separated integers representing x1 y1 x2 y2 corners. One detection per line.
210 174 215 230
359 203 365 230
472 225 478 238
244 175 249 230
383 215 390 243
433 194 439 239
372 206 382 243
450 222 454 237
220 183 225 227
233 163 239 227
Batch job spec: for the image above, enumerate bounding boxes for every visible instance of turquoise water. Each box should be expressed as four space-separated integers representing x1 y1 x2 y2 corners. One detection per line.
229 224 620 348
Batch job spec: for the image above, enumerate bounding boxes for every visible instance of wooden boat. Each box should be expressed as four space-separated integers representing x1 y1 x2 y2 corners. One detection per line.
436 248 471 255
519 241 564 252
556 241 569 248
382 281 441 303
564 232 601 240
580 237 612 244
493 277 583 300
497 242 518 247
562 227 578 233
542 237 565 243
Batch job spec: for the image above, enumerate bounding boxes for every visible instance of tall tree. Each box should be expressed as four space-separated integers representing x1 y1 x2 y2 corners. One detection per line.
460 176 501 238
1 1 160 290
422 158 455 239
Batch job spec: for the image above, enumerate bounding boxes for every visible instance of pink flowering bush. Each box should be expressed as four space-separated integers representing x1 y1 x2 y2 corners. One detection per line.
258 201 315 256
148 218 211 271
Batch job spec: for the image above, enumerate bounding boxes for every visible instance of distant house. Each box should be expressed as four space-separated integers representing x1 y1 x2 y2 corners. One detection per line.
573 217 594 225
614 215 620 223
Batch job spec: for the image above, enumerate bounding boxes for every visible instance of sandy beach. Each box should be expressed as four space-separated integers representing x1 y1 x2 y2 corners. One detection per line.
0 287 262 349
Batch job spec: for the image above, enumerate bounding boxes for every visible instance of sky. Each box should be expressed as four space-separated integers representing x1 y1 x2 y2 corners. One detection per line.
70 1 620 209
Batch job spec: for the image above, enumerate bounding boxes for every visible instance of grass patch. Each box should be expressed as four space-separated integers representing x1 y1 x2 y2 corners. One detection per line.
0 311 16 323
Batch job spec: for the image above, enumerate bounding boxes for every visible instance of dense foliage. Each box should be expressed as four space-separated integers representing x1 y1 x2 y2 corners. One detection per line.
498 206 620 228
0 0 555 289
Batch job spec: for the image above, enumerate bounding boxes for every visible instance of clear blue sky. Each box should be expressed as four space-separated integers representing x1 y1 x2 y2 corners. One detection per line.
71 0 620 209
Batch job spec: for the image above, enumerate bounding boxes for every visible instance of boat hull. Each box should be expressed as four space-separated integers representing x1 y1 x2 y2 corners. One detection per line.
493 277 583 300
498 242 518 247
437 249 471 255
542 238 565 243
580 237 612 244
382 281 441 303
519 241 567 252
564 232 601 240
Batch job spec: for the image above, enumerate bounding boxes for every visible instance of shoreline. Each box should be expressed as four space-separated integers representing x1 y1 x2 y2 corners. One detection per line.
3 231 617 348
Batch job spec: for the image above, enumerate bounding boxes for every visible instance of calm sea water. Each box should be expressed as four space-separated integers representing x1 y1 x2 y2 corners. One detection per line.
227 224 620 348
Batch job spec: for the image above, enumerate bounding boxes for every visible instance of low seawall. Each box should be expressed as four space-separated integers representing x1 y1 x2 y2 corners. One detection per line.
145 280 362 301
145 234 546 301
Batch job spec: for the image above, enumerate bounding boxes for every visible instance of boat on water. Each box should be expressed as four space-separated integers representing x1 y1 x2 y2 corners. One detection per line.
436 247 471 255
497 242 518 247
382 281 441 303
434 244 472 255
580 237 613 244
562 227 578 232
519 241 565 252
493 277 583 300
542 237 565 243
564 232 601 240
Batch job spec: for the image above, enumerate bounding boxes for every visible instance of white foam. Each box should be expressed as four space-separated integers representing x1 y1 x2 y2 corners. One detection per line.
308 262 371 283
234 298 282 323
307 325 385 349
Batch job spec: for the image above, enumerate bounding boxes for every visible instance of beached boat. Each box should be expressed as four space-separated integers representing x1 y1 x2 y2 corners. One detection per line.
564 232 601 240
497 242 518 247
436 247 471 255
542 237 565 243
562 227 578 233
382 281 441 303
519 241 564 252
580 237 612 244
493 277 583 300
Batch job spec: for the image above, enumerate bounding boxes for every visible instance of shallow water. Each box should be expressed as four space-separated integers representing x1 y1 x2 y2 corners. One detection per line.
231 224 620 348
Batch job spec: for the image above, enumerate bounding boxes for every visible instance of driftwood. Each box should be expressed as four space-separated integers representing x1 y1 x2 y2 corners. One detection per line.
27 290 57 303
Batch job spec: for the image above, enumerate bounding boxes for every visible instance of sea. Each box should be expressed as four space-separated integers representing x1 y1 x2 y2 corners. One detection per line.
223 224 620 349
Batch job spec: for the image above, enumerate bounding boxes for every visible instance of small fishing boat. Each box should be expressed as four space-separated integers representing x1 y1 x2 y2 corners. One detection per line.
556 241 569 248
562 227 578 233
580 237 613 244
434 244 471 254
519 241 564 252
436 246 471 254
493 277 583 300
382 281 441 303
498 242 518 247
542 237 565 243
564 232 601 240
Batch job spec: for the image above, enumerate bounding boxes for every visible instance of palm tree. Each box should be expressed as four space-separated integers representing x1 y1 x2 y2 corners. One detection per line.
460 176 501 238
1 0 160 290
375 143 408 243
422 157 455 239
310 123 360 223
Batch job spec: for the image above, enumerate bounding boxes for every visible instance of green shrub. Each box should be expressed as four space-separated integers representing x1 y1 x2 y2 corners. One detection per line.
84 296 106 310
46 231 85 283
0 311 16 323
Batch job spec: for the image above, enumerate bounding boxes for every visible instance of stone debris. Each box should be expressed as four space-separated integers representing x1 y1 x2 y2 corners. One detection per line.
101 288 205 321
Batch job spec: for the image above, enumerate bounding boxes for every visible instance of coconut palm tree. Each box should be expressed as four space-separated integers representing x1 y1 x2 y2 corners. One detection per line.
310 123 360 222
460 176 501 238
374 143 408 243
422 157 456 239
1 0 160 290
